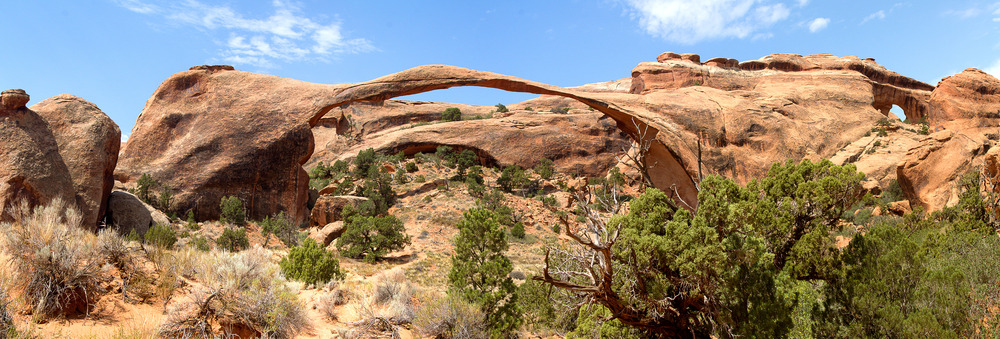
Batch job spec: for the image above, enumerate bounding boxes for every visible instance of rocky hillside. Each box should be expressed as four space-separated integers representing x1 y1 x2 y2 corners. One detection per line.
2 51 1000 337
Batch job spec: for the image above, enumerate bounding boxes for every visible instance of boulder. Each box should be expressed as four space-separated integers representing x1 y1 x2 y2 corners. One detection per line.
115 65 333 224
896 130 993 211
310 195 369 227
928 68 1000 129
0 89 76 222
309 221 345 247
105 190 170 237
887 200 912 215
31 94 121 230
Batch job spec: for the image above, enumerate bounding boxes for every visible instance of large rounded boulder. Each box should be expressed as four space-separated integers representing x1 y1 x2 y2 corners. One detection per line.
0 89 76 222
115 65 339 224
32 94 121 229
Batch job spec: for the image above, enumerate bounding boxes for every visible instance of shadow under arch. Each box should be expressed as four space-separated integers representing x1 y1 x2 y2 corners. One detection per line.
313 65 700 209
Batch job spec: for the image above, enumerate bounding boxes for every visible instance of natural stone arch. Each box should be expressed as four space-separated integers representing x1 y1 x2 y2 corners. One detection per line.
871 83 931 122
315 65 700 208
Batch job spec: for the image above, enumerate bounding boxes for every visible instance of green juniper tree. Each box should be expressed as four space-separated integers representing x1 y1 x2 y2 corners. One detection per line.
449 208 521 337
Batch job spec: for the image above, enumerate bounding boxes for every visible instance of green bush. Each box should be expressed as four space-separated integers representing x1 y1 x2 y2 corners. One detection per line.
449 208 521 336
219 196 246 226
216 227 249 252
510 222 526 239
415 175 426 183
405 162 419 173
497 165 529 193
533 158 554 180
280 238 344 286
355 166 397 216
144 223 177 249
337 212 411 263
495 103 508 113
134 173 157 205
192 236 211 251
186 210 200 231
260 211 296 247
441 107 462 122
353 148 379 178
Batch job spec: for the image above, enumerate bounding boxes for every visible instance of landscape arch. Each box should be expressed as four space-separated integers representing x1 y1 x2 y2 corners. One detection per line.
313 64 701 209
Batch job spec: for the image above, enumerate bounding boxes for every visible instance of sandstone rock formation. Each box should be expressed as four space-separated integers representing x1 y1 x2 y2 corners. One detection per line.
32 95 121 229
105 190 170 237
124 52 975 217
116 66 329 223
309 221 345 247
324 111 628 177
310 195 369 227
0 89 76 222
928 68 1000 129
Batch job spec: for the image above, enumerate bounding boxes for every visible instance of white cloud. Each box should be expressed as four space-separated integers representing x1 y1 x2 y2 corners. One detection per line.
861 10 886 24
623 0 791 44
983 58 1000 79
114 0 158 14
807 17 830 32
116 0 374 68
945 8 980 19
796 0 809 6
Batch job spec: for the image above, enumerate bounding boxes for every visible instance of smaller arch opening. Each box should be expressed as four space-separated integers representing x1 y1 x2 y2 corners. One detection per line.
889 105 905 122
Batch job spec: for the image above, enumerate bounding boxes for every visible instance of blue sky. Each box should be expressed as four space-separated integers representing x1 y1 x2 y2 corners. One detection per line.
3 0 1000 139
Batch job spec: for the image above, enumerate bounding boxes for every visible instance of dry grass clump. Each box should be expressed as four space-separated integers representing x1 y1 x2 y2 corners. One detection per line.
1 282 13 338
158 247 309 339
412 292 487 339
316 282 348 321
0 200 104 321
343 268 415 338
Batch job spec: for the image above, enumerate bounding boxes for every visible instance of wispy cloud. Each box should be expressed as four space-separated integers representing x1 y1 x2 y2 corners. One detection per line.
807 17 830 32
983 58 1000 79
115 0 374 68
623 0 792 44
945 7 981 19
861 10 886 24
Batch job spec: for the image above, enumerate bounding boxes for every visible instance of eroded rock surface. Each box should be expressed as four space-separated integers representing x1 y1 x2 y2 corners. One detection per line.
32 95 121 230
0 89 76 222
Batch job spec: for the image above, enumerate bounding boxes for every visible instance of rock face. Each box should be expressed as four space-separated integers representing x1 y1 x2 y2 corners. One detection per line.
310 195 369 227
0 89 76 222
116 66 335 224
928 68 1000 129
105 190 171 237
31 95 121 229
321 111 628 177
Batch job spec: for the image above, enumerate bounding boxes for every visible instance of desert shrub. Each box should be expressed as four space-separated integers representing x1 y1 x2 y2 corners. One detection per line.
192 236 211 252
337 213 410 263
353 148 379 178
567 304 643 339
0 200 102 321
260 211 296 247
405 162 418 173
134 173 157 204
317 286 346 321
551 224 560 234
516 278 563 332
441 107 462 122
415 175 427 183
510 222 526 239
0 284 12 337
186 210 199 231
533 158 555 180
355 167 397 216
452 150 478 178
144 223 177 249
158 248 308 339
880 179 905 204
413 293 487 339
495 103 508 113
919 123 930 135
449 208 521 336
372 268 415 322
280 238 344 286
467 177 487 198
219 196 246 226
497 165 529 193
395 172 408 184
215 227 249 252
